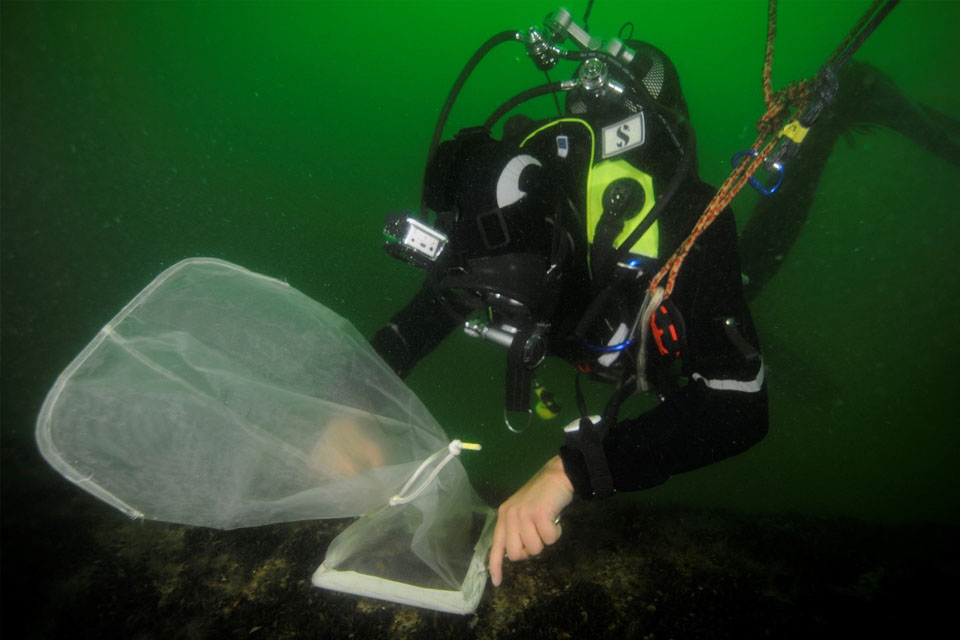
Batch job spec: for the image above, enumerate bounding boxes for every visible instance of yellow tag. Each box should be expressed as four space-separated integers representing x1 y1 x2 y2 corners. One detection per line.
780 120 809 143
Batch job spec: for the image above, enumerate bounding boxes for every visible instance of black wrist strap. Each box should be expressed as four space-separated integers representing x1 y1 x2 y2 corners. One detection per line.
566 416 616 499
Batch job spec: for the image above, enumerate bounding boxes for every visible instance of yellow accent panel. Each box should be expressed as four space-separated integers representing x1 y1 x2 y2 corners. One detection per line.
517 119 657 259
587 159 658 258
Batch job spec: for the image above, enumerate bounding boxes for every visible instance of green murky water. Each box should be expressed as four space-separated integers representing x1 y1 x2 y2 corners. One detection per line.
3 0 958 575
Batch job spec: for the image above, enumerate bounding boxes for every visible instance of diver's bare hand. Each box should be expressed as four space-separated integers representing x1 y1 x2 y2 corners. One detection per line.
308 417 385 477
488 455 573 587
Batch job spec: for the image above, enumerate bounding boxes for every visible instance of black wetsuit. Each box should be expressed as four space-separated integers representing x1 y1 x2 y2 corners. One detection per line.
371 172 769 499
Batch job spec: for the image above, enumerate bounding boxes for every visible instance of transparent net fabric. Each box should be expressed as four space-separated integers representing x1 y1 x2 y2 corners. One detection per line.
36 258 493 613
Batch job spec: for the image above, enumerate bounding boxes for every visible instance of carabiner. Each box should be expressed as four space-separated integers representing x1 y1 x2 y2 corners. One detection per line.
504 408 533 434
731 149 784 196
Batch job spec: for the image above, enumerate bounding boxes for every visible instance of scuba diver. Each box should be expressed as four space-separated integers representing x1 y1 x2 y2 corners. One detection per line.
368 6 960 586
371 8 767 587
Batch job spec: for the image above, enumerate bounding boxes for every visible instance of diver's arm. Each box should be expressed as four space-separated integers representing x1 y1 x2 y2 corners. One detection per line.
370 280 460 378
561 207 769 496
562 373 768 495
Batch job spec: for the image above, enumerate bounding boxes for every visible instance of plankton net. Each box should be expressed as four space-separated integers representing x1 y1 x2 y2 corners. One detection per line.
35 257 494 614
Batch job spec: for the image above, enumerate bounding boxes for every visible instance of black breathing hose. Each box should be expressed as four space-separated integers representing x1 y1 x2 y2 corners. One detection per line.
421 30 524 217
483 81 568 132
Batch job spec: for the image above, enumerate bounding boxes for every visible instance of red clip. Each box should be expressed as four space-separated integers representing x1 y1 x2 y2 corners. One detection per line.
651 304 681 359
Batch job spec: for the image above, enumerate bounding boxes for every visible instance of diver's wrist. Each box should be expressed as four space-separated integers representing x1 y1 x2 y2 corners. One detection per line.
547 455 574 492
